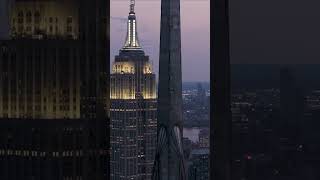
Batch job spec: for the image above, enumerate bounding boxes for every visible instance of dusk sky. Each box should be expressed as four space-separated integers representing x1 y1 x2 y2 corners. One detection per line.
110 0 320 77
1 0 319 80
111 0 210 82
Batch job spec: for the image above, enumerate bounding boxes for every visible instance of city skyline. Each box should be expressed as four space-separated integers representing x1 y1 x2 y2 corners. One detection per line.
2 0 319 180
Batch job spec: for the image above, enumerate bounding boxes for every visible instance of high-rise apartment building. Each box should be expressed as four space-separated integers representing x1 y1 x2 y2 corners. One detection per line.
110 1 157 179
0 0 109 179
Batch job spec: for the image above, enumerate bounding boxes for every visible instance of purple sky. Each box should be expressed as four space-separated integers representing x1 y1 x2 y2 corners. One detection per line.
111 0 210 82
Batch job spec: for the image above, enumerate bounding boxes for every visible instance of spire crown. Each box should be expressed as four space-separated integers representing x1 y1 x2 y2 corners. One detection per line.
121 0 142 51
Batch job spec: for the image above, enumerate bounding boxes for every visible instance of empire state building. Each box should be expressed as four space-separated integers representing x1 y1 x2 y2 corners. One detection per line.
110 0 157 179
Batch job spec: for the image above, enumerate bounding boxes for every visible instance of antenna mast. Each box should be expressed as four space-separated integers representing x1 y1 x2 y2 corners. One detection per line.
130 0 135 13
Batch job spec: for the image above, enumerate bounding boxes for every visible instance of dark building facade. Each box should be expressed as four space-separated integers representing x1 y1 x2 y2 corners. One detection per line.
0 0 109 179
0 118 109 180
211 0 232 179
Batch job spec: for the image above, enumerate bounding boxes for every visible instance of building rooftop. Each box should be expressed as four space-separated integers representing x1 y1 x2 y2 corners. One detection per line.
191 148 209 156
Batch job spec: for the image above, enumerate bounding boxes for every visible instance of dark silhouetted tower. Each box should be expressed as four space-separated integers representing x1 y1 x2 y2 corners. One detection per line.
152 0 186 179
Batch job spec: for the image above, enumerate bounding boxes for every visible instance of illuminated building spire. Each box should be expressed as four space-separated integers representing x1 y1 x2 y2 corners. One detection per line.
122 0 142 51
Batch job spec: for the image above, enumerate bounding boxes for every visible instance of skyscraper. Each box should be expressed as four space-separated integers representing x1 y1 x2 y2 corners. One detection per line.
110 1 157 179
152 0 186 178
0 0 109 179
197 83 206 106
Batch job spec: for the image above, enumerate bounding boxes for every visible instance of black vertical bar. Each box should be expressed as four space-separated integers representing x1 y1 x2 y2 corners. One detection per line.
210 0 231 179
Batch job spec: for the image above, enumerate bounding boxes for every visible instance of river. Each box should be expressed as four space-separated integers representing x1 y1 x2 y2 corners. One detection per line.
183 127 202 143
